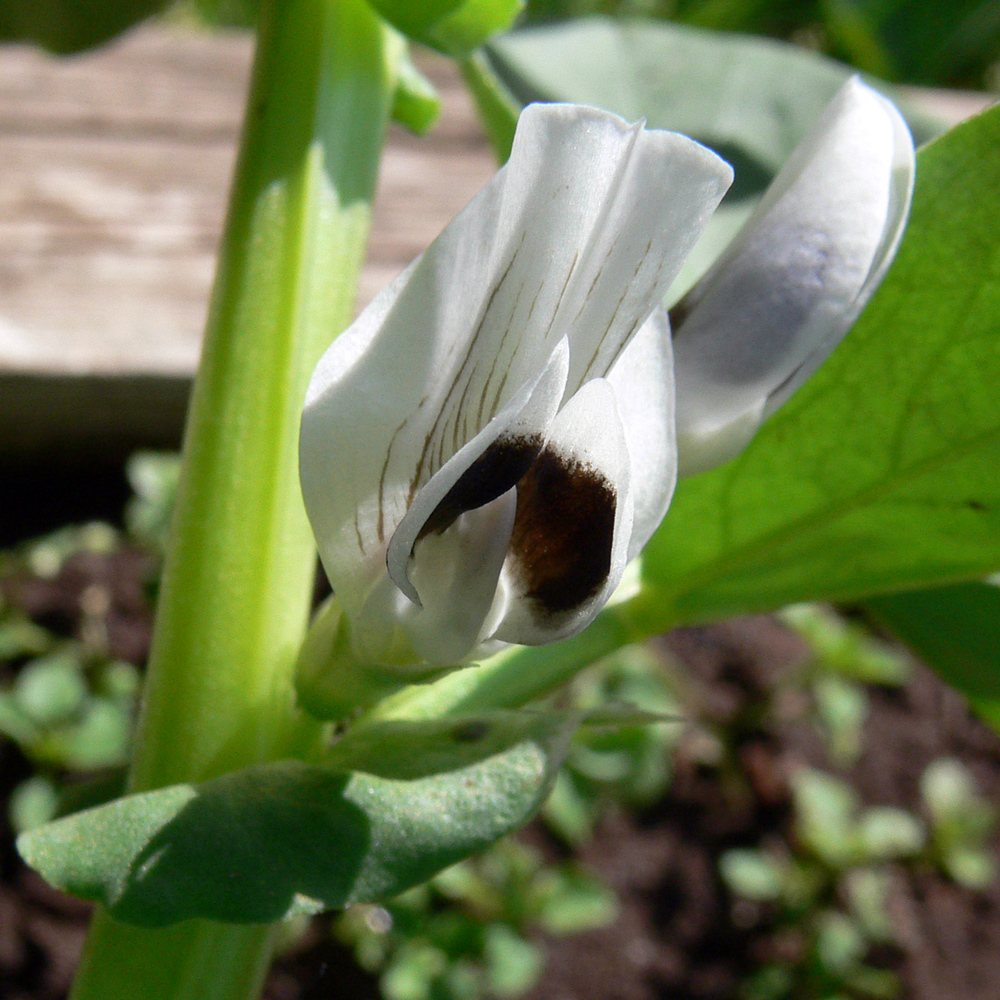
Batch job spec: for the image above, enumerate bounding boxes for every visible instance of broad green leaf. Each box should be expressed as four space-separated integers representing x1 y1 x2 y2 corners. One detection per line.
866 582 1000 729
0 0 170 53
18 712 577 926
634 104 1000 625
483 19 945 295
368 0 523 58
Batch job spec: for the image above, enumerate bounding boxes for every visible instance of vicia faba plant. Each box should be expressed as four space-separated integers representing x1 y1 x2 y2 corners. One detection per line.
5 2 999 1000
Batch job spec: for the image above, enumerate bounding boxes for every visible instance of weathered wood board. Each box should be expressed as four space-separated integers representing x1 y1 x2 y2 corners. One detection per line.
0 25 495 453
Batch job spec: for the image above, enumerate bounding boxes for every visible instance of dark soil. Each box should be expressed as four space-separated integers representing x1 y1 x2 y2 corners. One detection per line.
2 548 1000 1000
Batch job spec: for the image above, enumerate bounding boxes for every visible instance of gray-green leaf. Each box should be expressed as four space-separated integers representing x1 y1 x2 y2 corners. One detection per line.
18 712 578 925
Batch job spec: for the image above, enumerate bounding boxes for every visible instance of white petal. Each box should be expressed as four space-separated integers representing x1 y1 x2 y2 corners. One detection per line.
605 308 677 559
550 119 734 396
672 77 915 476
386 338 569 605
492 378 634 646
763 83 915 417
302 101 730 617
403 489 518 665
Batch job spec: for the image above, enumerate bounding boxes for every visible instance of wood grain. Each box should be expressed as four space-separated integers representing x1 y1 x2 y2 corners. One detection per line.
0 26 494 454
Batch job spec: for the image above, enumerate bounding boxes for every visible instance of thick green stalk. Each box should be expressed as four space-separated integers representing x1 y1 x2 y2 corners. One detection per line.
69 2 398 998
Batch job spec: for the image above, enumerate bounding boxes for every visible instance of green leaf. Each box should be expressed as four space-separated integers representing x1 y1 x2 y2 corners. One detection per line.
9 776 60 835
816 911 866 976
14 653 87 727
534 868 618 934
633 103 1000 626
866 582 1000 727
792 769 859 869
0 616 54 659
483 924 543 997
0 692 39 745
326 709 579 779
857 807 926 860
484 18 945 296
192 0 259 28
719 848 785 902
17 713 578 926
368 0 523 58
0 0 170 53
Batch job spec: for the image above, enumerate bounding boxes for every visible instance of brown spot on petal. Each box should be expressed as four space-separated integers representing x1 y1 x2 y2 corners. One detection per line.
417 434 544 541
509 448 616 615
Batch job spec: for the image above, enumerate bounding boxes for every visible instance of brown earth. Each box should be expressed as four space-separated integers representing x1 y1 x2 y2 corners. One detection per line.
2 521 999 1000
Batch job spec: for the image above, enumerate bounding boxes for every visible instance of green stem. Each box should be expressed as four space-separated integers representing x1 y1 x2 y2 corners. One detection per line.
459 51 518 165
373 597 656 722
69 2 398 998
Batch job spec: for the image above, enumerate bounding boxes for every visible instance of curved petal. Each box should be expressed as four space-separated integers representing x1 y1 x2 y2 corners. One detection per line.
762 84 915 417
552 121 733 396
386 338 569 606
605 308 677 559
672 77 915 476
402 488 519 665
492 378 634 646
302 101 731 615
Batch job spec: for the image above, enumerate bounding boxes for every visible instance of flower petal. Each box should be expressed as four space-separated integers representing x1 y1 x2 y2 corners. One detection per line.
762 83 915 417
605 308 677 559
492 378 634 646
403 488 519 665
672 77 915 476
386 338 569 606
302 101 730 616
549 119 734 397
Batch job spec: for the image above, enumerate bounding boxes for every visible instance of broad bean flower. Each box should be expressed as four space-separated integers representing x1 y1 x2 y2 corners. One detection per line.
301 103 732 667
670 77 915 475
300 80 914 672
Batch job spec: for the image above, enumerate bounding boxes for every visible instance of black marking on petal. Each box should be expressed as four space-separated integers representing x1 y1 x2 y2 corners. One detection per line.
509 448 616 615
416 433 544 542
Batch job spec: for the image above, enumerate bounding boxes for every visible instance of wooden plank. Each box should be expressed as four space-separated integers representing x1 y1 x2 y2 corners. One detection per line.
0 25 494 377
0 25 496 453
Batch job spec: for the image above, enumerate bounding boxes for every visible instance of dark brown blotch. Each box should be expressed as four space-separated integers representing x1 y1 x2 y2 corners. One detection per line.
417 433 543 541
509 448 616 615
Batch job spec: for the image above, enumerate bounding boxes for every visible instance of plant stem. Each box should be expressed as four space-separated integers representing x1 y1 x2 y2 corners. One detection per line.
69 2 398 997
372 598 653 722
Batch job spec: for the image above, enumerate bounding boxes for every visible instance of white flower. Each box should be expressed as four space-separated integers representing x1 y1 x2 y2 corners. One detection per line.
670 77 916 476
300 103 732 667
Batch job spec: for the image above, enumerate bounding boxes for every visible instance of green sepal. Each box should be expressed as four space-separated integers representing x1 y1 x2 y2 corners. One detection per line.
294 596 451 721
368 0 523 58
392 47 442 134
